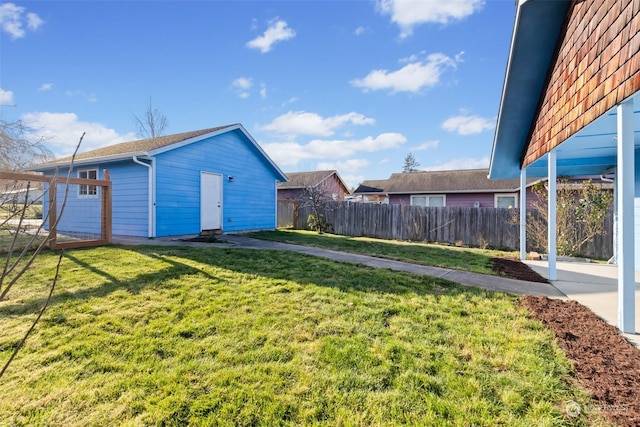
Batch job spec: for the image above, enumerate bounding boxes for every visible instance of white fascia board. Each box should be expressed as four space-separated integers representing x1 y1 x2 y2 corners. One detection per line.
29 151 149 171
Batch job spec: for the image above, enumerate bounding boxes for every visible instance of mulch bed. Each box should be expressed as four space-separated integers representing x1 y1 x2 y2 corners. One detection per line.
522 296 640 425
490 257 549 283
490 257 640 425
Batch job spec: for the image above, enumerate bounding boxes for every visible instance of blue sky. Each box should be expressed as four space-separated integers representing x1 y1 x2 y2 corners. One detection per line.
0 0 515 188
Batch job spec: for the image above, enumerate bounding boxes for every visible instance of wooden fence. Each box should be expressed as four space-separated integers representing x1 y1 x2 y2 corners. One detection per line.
290 202 614 259
277 200 296 228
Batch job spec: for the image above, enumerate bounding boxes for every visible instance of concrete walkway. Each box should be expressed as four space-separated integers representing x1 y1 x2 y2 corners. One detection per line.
112 234 640 345
112 234 564 298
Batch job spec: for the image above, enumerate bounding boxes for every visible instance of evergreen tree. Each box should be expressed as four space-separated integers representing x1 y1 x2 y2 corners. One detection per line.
402 152 420 173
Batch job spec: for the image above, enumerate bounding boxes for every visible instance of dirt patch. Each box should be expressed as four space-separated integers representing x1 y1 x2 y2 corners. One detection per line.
522 295 640 426
490 257 549 283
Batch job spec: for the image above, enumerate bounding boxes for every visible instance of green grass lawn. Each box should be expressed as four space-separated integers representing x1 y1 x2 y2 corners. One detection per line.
0 245 606 426
247 229 517 275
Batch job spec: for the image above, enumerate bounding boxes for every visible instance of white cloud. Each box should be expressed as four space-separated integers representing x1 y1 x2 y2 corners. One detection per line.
441 114 495 135
351 52 459 94
65 90 97 103
38 83 53 92
260 84 267 98
232 77 253 98
263 132 406 167
0 88 14 105
413 140 439 151
317 159 370 172
260 111 375 137
21 112 136 157
246 18 296 53
377 0 485 38
426 156 489 171
354 26 369 36
0 3 43 39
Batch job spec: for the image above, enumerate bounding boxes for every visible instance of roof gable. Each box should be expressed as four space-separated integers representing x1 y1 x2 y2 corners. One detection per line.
30 124 288 181
278 170 350 193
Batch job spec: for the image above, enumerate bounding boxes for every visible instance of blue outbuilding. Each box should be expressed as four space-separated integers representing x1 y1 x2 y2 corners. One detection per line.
31 124 288 238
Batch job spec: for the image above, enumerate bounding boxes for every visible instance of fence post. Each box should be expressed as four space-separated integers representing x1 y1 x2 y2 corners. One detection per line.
47 177 57 249
102 170 112 243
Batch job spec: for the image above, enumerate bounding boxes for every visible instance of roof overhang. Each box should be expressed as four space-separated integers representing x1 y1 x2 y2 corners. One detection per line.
29 152 150 171
489 0 571 179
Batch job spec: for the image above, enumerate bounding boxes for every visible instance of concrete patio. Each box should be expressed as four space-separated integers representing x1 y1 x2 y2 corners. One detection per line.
524 259 640 347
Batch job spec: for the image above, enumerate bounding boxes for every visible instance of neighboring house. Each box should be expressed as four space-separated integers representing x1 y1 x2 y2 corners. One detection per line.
277 170 351 202
489 0 639 332
351 179 389 204
354 169 542 208
30 124 288 237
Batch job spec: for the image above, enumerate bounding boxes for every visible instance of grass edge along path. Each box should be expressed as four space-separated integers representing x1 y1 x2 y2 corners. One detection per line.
246 229 518 277
0 245 610 426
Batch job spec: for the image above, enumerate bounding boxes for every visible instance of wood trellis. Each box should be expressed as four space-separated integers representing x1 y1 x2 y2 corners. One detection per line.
0 170 112 249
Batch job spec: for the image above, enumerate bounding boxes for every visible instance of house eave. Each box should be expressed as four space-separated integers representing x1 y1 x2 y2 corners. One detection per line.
488 0 571 180
28 152 150 172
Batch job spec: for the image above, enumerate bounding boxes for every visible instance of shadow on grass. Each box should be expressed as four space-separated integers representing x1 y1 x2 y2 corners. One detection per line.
0 244 499 317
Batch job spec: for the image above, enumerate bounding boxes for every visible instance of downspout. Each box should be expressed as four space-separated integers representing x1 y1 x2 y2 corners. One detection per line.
133 156 155 238
601 169 616 264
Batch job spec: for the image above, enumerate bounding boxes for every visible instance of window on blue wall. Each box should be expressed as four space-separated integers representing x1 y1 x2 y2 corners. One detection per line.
78 169 98 196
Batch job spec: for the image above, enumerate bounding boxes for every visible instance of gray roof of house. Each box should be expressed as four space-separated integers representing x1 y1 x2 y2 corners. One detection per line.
353 179 388 194
356 169 539 194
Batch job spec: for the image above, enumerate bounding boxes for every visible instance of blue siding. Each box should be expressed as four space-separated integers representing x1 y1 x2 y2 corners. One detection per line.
155 129 278 236
39 127 281 238
41 161 149 238
109 162 149 237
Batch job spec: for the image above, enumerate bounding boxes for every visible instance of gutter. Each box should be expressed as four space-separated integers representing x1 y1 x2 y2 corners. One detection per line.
132 156 155 238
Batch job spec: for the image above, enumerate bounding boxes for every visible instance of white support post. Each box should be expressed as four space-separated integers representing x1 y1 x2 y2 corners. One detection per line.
520 168 527 260
617 99 635 333
547 150 557 281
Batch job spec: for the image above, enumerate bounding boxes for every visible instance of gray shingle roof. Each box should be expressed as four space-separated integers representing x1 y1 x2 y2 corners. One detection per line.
278 170 337 189
37 125 236 166
354 179 388 194
356 169 539 194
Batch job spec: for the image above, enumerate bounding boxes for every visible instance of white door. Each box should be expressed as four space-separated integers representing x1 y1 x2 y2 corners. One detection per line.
200 172 222 231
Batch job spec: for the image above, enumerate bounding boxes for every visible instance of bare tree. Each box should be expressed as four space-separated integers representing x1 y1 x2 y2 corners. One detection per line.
297 182 334 233
133 97 168 139
0 134 84 379
0 119 53 170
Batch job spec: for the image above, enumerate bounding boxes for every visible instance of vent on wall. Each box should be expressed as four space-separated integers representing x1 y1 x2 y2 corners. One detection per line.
473 201 480 208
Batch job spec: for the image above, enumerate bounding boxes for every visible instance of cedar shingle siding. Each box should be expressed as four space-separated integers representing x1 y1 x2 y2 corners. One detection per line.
523 0 640 167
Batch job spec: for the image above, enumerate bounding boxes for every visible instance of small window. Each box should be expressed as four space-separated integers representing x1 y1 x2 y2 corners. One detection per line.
411 195 445 207
78 169 98 196
495 194 517 209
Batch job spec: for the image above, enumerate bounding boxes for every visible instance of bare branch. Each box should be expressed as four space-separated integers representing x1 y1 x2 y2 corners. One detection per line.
133 97 168 139
0 249 63 380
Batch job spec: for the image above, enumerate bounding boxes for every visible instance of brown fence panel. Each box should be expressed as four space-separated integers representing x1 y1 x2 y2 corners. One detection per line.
293 202 613 259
